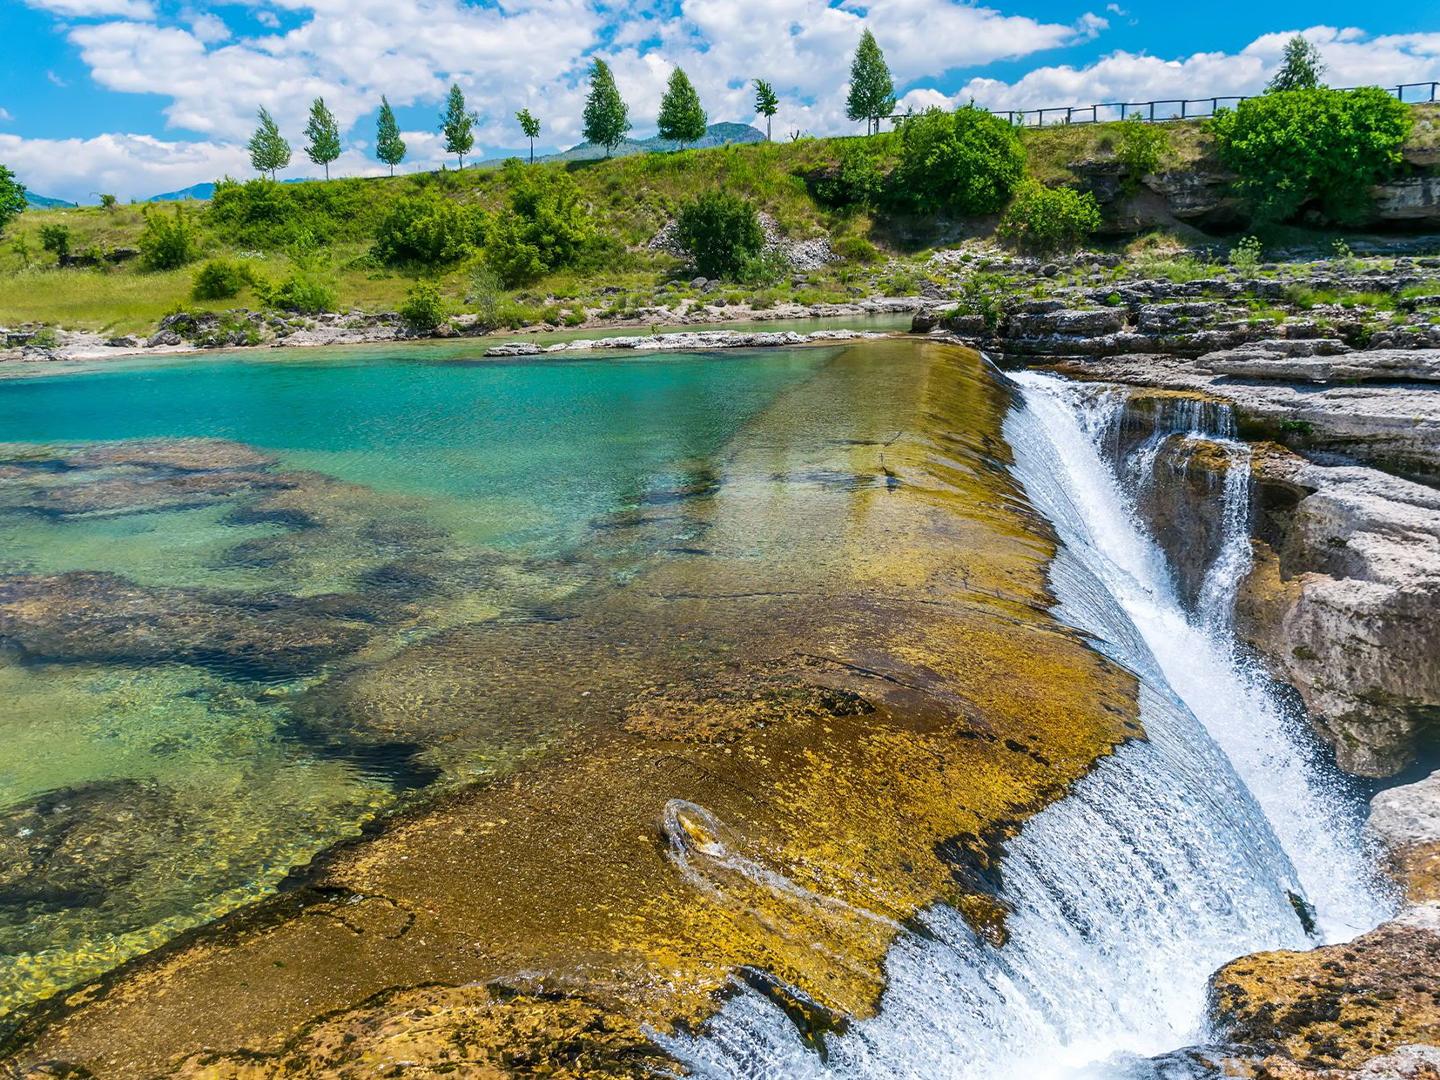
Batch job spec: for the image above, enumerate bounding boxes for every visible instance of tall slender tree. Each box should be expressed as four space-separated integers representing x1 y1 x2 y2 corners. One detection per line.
304 97 342 180
440 83 478 169
0 164 26 237
846 30 896 135
582 58 630 157
248 107 291 180
375 96 406 175
1268 35 1326 92
516 107 541 163
753 79 779 141
657 67 707 149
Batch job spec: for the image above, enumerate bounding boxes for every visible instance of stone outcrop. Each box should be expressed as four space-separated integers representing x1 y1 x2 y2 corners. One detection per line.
1237 451 1440 777
1199 346 1440 384
1370 771 1440 907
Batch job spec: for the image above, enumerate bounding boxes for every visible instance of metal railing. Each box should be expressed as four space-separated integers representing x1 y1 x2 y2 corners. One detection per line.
883 81 1439 129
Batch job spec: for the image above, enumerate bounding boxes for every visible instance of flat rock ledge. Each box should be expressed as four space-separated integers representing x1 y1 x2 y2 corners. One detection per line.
1203 773 1440 1078
483 328 888 356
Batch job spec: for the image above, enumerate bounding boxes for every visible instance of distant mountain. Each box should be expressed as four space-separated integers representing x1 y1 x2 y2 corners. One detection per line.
149 182 216 202
24 192 76 209
480 122 767 168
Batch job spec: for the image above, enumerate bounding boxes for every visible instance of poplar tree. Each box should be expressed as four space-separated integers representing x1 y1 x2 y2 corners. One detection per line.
376 96 406 175
1268 35 1326 92
582 58 630 157
846 30 896 135
516 107 541 163
248 107 291 179
657 67 708 149
0 164 26 237
440 83 477 169
304 97 342 180
753 79 779 141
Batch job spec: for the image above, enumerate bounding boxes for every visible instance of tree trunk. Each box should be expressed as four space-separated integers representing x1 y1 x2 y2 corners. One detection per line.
766 116 772 141
324 163 330 180
529 138 534 164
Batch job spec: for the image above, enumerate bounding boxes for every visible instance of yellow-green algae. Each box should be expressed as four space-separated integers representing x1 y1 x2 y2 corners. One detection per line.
3 340 1141 1077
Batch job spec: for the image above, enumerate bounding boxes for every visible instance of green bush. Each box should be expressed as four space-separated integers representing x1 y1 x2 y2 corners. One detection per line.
1209 88 1411 225
890 106 1025 214
996 181 1101 253
1115 116 1169 184
399 283 448 332
949 272 1008 333
39 224 71 259
139 206 198 271
1228 235 1263 274
675 191 765 280
191 259 254 301
209 177 380 249
832 233 879 263
485 166 594 287
814 142 885 210
372 194 485 267
265 271 336 314
468 265 504 328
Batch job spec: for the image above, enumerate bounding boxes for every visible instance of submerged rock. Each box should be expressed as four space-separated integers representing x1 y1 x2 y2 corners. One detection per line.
0 571 376 679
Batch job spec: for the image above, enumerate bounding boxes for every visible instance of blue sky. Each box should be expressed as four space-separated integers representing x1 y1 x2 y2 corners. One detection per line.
1 0 1436 200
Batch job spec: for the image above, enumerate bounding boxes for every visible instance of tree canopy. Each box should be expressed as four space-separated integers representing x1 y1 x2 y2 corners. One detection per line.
304 97 342 180
657 68 707 148
1268 35 1326 93
0 164 25 236
376 97 406 175
846 30 896 135
440 83 477 168
516 108 541 163
753 79 779 141
248 108 291 180
582 58 631 157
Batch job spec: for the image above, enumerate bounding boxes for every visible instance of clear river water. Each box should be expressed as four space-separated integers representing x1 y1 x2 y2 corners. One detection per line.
0 339 1390 1075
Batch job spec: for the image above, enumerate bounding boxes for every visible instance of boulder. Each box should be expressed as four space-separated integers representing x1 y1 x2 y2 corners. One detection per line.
1370 771 1440 905
1374 176 1440 222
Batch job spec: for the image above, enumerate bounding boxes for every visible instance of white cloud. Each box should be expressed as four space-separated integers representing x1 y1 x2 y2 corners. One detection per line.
23 0 154 17
46 70 69 87
187 12 232 45
0 108 13 123
0 132 250 201
921 27 1440 115
255 10 280 28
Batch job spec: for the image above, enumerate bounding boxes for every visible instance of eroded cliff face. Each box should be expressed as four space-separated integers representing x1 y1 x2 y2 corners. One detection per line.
0 342 1142 1078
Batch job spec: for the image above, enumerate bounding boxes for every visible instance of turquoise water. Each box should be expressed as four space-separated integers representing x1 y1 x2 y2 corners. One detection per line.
0 344 839 1014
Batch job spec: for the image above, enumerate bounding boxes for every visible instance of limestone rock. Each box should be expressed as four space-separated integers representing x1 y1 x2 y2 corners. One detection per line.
1375 176 1440 222
1370 771 1440 904
1200 346 1440 385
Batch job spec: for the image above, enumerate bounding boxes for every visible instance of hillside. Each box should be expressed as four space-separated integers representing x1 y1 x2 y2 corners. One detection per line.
23 192 76 209
1 105 1435 337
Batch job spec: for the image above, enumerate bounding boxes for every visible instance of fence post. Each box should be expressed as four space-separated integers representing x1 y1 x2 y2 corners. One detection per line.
1066 107 1072 124
1181 99 1187 119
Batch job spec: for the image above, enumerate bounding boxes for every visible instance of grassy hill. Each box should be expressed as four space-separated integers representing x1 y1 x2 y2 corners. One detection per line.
0 106 1428 337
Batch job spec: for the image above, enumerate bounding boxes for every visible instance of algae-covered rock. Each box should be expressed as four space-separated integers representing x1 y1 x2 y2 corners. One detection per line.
0 571 376 678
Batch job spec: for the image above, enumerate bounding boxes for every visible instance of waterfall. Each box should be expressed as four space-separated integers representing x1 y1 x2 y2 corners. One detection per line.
659 372 1391 1079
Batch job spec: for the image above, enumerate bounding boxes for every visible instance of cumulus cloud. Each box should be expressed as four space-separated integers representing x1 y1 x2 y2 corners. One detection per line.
24 0 154 17
919 27 1440 114
0 133 250 201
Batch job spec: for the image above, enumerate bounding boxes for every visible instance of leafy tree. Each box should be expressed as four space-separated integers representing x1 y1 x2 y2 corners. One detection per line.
582 58 630 157
440 83 477 169
0 164 25 236
304 97 342 180
846 30 895 135
191 259 255 301
675 190 765 279
372 193 485 266
376 97 407 175
516 107 541 163
248 107 291 180
1268 35 1326 93
39 224 72 261
138 205 198 270
813 142 885 210
1210 87 1410 225
891 106 1025 214
1115 115 1169 188
486 162 594 285
399 282 448 332
997 181 1101 253
657 67 707 148
753 79 779 141
99 193 118 211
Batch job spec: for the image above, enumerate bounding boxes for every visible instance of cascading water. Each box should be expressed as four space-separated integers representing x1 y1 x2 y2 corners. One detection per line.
661 371 1391 1079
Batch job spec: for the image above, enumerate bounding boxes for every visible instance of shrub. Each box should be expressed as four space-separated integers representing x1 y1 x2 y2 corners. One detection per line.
39 224 71 260
468 265 504 327
832 233 879 263
191 259 254 301
485 167 594 287
675 191 765 280
139 206 198 270
372 194 485 267
890 106 1025 215
209 176 379 249
265 271 337 314
399 283 448 332
997 181 1101 253
949 272 1008 333
1115 116 1169 184
737 248 791 286
1229 235 1263 274
814 142 885 210
1209 88 1411 225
